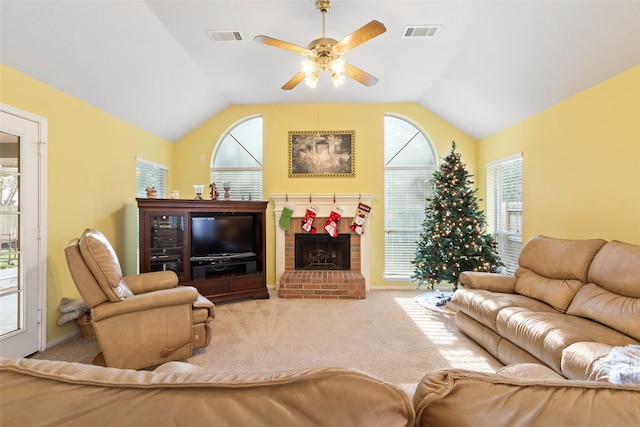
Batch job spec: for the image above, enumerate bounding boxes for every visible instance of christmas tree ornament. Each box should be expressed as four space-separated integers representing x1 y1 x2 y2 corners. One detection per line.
350 202 372 235
301 204 319 234
324 205 344 238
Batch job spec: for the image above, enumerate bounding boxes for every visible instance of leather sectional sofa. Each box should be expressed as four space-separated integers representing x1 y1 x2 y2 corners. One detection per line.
451 235 640 380
2 357 639 426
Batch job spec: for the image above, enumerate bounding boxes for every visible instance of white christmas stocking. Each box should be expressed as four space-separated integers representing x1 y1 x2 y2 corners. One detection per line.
350 202 372 235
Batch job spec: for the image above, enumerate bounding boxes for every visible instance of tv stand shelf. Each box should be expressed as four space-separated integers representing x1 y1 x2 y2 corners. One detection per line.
137 198 269 303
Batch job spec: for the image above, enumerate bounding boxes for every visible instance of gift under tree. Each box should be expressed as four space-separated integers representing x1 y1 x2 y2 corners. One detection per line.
412 142 503 291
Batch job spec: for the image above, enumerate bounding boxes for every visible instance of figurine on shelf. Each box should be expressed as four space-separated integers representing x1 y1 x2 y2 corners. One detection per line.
194 184 204 200
223 182 230 201
145 186 157 198
209 182 219 200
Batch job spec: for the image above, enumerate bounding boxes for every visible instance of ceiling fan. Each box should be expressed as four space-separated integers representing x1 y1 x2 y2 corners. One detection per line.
254 0 386 90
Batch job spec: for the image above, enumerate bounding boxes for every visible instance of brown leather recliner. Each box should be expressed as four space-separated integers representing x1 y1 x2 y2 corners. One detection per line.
64 229 215 370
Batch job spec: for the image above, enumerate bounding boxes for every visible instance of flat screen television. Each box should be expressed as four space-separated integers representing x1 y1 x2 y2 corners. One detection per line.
191 215 254 259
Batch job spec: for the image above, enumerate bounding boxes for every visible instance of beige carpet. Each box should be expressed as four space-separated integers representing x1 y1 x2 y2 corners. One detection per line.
33 290 502 385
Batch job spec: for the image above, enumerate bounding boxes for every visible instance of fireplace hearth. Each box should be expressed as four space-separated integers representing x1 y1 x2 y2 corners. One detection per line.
295 234 350 270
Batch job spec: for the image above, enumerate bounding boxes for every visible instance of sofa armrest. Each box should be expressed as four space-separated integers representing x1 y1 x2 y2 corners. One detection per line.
459 271 516 293
122 270 178 294
92 286 197 322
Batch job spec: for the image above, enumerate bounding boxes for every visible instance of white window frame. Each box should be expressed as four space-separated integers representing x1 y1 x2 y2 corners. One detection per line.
136 158 168 199
211 116 263 201
486 153 523 275
383 114 436 280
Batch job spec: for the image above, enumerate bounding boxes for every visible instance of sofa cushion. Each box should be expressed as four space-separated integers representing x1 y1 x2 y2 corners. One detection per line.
567 283 640 341
513 236 606 312
496 307 638 373
497 363 564 380
587 240 640 298
561 342 615 381
452 289 557 332
79 229 133 302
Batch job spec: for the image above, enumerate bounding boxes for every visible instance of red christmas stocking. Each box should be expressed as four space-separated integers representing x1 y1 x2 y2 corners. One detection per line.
350 202 371 235
302 204 319 234
324 206 343 238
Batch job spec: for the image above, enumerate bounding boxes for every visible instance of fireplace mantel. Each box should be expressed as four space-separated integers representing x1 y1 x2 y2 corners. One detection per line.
271 193 375 290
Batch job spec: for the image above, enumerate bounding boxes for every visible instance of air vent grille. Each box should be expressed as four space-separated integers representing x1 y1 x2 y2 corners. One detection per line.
206 30 243 42
403 26 441 38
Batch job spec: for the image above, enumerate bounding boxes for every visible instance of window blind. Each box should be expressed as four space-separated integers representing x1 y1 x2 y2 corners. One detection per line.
136 158 168 198
486 154 522 275
384 167 434 277
210 168 263 201
211 116 263 201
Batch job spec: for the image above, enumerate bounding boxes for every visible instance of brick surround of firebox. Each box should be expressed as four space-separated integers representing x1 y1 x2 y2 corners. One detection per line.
279 217 366 299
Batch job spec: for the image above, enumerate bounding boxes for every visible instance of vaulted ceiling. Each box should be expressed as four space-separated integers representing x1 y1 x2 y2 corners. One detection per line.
2 1 639 142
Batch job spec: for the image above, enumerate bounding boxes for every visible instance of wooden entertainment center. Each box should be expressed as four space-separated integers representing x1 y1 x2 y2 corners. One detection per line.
137 198 269 303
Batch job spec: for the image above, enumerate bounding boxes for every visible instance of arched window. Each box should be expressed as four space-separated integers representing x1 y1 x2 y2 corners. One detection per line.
211 116 263 200
384 114 436 279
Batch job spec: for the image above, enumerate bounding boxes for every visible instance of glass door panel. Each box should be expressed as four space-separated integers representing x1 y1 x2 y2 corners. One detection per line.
0 132 21 337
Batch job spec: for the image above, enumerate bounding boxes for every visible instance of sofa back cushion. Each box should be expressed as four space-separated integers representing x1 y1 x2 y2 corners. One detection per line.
513 236 607 312
0 358 415 427
567 241 640 340
587 240 640 298
64 239 109 308
78 229 133 302
567 285 640 341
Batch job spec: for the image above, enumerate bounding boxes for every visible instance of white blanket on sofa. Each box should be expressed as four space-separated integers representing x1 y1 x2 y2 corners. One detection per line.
594 345 640 384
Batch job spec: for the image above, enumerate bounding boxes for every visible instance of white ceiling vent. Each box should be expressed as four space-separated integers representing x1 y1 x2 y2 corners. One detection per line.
206 30 243 42
403 25 441 38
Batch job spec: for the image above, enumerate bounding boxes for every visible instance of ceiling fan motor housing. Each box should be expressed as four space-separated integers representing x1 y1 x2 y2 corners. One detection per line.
316 0 331 13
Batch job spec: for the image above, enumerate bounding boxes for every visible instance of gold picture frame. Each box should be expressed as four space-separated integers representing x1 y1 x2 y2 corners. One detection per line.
288 130 355 178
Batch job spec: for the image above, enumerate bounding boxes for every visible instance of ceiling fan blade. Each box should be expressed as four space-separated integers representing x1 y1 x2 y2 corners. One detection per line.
334 20 387 53
254 35 309 55
343 63 379 87
282 71 306 90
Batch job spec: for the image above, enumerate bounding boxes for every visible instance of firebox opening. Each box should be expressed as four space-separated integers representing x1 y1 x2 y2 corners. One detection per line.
295 233 350 270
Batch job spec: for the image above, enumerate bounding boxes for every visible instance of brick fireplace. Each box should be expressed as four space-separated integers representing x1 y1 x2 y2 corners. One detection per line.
271 193 375 299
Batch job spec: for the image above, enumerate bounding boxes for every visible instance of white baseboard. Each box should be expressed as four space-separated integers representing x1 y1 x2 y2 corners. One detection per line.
46 328 80 348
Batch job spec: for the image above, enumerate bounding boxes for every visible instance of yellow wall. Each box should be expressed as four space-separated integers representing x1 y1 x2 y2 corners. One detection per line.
173 103 477 288
478 65 640 244
0 64 174 342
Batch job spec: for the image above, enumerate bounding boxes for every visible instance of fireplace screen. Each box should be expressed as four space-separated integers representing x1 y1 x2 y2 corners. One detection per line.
295 234 350 270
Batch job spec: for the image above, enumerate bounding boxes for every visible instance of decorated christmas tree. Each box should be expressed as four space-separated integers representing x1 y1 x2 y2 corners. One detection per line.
412 142 503 290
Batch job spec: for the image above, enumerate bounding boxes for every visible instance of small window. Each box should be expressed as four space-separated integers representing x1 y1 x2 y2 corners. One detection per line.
384 115 437 279
486 154 523 274
136 158 168 198
211 116 263 200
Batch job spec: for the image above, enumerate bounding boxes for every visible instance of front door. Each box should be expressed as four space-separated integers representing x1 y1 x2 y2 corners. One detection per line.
0 105 47 357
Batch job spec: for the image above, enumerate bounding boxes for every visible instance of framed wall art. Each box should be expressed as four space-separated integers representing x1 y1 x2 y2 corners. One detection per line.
288 130 355 178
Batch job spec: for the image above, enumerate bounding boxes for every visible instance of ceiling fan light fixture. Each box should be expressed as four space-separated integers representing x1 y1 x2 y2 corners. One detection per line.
302 59 317 76
305 72 319 88
331 58 345 74
331 72 345 87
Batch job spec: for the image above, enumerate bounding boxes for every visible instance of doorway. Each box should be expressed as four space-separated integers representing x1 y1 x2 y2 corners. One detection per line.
0 104 47 357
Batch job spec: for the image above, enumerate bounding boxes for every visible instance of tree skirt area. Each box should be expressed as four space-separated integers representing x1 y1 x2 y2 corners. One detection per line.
414 289 456 314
